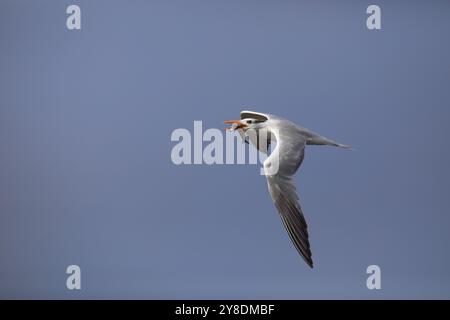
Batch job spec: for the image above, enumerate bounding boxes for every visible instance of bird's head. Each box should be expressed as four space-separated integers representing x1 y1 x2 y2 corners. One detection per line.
224 118 264 132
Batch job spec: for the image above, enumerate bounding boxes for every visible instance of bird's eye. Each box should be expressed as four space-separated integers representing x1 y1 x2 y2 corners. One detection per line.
247 120 252 124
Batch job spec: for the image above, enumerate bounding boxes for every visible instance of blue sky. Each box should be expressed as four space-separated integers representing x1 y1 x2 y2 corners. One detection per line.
1 0 450 298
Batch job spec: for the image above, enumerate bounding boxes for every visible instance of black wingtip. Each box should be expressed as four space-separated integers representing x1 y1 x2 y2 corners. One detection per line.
305 258 313 268
299 252 313 268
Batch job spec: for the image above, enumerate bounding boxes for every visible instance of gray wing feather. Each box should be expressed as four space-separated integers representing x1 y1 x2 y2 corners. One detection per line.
267 174 313 268
265 122 313 267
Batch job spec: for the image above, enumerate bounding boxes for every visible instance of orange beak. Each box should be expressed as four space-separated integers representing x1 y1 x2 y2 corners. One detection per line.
224 120 247 131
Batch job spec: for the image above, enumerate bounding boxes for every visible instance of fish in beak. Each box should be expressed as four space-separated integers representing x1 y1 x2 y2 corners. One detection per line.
224 120 247 131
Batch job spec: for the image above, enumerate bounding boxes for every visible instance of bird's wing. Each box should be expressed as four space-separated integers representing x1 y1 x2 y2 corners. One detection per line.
264 122 313 267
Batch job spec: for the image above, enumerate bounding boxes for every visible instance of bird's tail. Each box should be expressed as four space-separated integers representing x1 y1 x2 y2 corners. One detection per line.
303 130 351 149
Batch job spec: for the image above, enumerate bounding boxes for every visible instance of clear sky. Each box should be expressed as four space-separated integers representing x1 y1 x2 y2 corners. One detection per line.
1 0 450 298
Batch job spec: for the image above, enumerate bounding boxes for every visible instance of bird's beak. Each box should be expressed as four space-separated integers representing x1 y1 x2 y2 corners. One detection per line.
224 120 247 131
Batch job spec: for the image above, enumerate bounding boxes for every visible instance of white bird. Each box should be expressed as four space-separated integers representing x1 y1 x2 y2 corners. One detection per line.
224 111 350 268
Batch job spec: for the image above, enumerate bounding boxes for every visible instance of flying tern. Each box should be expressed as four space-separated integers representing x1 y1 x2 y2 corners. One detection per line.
224 111 350 268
